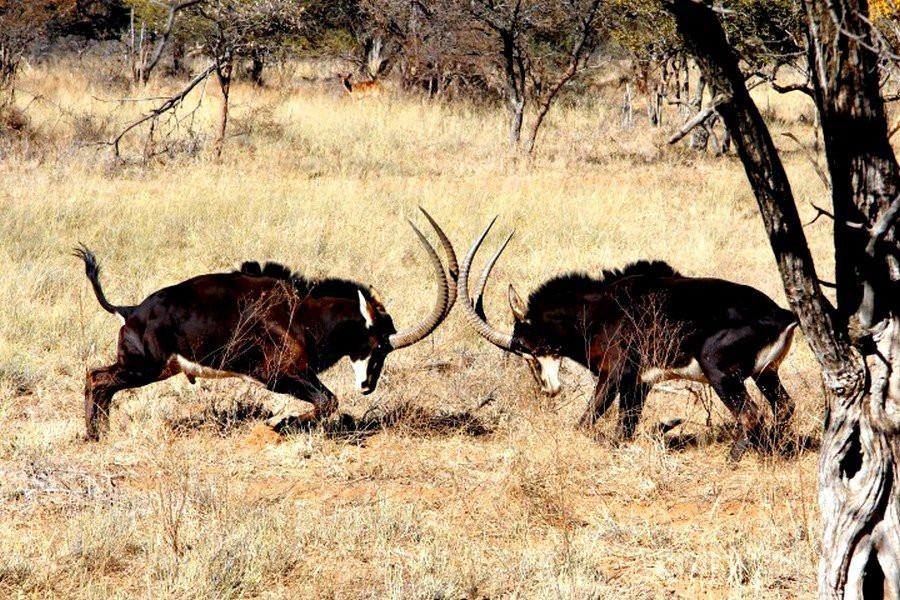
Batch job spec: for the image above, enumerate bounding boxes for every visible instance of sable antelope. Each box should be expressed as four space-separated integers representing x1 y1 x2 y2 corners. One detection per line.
75 209 457 441
338 72 383 99
459 220 798 462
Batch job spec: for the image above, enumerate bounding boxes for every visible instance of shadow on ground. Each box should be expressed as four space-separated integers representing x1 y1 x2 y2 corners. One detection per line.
170 399 274 436
169 399 493 443
273 402 493 444
661 421 820 459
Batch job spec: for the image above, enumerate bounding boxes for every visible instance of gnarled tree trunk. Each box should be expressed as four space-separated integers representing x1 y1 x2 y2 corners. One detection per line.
666 0 899 597
802 0 900 595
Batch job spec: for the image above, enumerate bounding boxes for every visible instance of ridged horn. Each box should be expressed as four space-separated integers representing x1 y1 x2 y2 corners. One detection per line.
388 219 452 349
459 218 514 350
472 229 514 320
418 206 458 317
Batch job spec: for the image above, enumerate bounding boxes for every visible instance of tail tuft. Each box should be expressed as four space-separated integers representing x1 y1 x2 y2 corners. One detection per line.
73 243 101 281
73 244 134 319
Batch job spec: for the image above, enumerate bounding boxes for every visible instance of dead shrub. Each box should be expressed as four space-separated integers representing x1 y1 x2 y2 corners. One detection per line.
72 112 111 144
0 105 29 133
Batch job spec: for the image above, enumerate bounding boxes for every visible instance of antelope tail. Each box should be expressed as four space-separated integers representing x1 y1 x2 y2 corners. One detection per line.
73 244 136 321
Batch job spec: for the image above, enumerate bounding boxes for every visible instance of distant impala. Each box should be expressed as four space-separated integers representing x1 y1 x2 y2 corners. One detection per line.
75 209 457 440
459 219 798 463
338 72 383 99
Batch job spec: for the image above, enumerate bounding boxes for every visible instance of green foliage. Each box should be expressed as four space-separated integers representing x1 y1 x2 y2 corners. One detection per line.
194 0 309 59
121 0 168 26
722 0 805 69
607 0 680 64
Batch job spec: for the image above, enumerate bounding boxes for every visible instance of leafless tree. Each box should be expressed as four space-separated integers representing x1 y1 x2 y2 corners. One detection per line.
522 0 603 154
468 0 607 150
359 0 479 94
109 0 305 160
468 0 534 147
194 0 306 156
0 1 76 106
125 0 200 85
667 1 899 597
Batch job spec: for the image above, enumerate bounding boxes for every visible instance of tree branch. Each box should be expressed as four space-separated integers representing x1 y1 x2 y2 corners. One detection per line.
806 203 835 225
781 132 831 190
668 97 723 144
524 0 601 153
142 0 203 83
111 62 216 158
753 70 815 97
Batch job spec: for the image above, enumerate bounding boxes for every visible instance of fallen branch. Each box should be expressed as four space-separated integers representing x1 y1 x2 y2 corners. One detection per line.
110 62 216 158
668 94 725 144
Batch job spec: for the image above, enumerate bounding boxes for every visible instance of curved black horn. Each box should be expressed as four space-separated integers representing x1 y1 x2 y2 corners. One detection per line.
459 219 514 350
388 219 452 349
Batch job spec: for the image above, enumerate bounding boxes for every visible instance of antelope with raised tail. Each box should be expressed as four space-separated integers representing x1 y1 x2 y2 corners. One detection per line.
75 208 457 440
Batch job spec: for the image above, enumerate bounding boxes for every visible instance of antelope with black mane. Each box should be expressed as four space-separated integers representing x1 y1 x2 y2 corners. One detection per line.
75 209 457 441
459 219 798 463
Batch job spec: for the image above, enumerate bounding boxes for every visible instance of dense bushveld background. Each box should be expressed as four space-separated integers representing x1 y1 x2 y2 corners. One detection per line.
0 53 842 598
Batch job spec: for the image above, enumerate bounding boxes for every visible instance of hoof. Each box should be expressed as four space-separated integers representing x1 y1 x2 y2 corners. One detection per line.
655 417 684 435
727 434 750 464
267 412 317 434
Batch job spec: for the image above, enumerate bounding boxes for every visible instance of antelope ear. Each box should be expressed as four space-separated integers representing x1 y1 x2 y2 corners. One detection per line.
358 290 376 328
508 284 528 322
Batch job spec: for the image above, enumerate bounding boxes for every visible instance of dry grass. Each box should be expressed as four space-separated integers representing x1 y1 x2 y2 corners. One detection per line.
0 56 834 598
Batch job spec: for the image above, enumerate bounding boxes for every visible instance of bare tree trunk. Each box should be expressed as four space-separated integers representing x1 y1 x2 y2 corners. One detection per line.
802 0 900 595
509 100 524 146
622 83 633 129
677 54 691 122
249 49 264 86
667 1 900 597
501 29 525 147
171 37 185 76
214 58 232 159
818 317 900 599
129 1 199 85
648 83 663 127
720 122 732 154
0 43 20 107
690 75 708 150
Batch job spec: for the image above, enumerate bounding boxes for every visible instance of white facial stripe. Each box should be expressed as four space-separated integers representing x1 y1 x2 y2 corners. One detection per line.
358 290 374 328
536 355 562 394
351 357 370 390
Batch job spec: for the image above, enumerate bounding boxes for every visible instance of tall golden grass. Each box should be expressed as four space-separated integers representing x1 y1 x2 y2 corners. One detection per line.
0 56 835 598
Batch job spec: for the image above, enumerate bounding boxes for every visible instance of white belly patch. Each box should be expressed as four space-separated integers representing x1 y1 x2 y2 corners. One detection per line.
640 358 707 384
174 355 254 382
